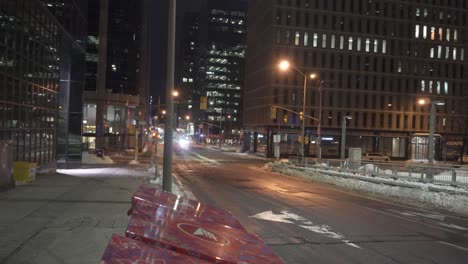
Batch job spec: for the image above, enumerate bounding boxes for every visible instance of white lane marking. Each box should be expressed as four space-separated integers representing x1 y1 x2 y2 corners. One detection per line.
251 210 360 249
387 209 446 221
439 223 468 230
438 241 468 252
250 210 294 224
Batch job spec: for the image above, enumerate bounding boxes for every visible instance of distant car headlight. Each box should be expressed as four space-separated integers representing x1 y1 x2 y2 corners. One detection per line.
178 139 189 149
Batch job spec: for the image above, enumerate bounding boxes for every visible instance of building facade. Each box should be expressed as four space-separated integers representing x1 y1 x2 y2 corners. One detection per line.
82 0 151 152
177 0 247 143
244 0 468 159
0 0 87 167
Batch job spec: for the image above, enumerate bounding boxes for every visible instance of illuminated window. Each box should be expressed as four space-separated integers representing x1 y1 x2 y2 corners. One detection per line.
445 47 450 59
322 34 327 48
339 36 344 49
423 8 428 17
444 82 449 94
304 32 309 46
446 28 450 41
313 33 318 47
453 47 457 60
415 8 420 17
461 48 464 61
348 37 353 50
423 25 427 39
421 80 425 92
294 31 300 46
365 38 370 52
430 48 434 58
430 27 435 40
382 40 386 53
437 81 441 94
357 38 361 51
454 29 458 42
415 25 420 38
331 35 336 48
438 27 443 41
373 39 378 53
437 45 442 58
397 61 402 72
429 80 433 93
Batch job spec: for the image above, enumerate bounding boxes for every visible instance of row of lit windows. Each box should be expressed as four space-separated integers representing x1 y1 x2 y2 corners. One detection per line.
277 30 388 54
206 83 241 90
210 17 244 25
275 11 466 38
415 25 459 42
274 48 465 79
429 45 464 61
276 0 466 23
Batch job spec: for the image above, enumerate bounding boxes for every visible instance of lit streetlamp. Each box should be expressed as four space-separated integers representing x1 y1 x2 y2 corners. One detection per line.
278 60 317 159
418 99 445 166
341 115 352 160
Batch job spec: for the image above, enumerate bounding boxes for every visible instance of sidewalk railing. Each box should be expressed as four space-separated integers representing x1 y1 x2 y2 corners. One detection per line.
287 157 468 187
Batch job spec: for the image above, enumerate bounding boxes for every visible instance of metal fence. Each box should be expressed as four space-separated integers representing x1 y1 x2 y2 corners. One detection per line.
287 157 468 187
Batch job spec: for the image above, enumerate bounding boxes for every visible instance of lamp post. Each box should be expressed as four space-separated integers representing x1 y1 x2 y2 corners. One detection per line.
419 99 445 167
278 60 317 159
341 115 352 160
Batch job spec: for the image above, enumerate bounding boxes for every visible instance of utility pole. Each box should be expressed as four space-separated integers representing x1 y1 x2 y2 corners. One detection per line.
163 0 176 192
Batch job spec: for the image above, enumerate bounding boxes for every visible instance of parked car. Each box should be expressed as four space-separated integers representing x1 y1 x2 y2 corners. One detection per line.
362 153 391 162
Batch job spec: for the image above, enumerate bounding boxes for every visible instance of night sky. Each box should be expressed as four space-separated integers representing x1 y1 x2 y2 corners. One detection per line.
150 0 204 103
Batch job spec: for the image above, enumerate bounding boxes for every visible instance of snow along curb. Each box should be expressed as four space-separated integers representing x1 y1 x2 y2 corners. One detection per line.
269 163 468 217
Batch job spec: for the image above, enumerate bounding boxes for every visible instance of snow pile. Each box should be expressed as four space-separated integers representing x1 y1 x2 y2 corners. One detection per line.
270 163 468 216
82 151 114 164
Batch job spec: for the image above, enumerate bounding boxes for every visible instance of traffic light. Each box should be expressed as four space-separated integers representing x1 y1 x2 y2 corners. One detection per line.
283 114 288 124
200 96 207 110
299 111 303 121
270 106 277 120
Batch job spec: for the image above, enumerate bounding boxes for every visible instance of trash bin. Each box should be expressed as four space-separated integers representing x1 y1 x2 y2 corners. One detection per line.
13 162 37 184
96 149 104 158
0 140 14 190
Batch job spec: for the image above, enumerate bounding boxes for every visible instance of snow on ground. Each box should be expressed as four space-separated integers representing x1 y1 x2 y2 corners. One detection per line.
82 151 114 164
57 167 152 178
267 161 468 216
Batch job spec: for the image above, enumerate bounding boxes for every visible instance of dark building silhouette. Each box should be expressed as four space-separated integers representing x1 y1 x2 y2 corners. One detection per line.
83 0 151 152
0 0 87 167
244 0 468 159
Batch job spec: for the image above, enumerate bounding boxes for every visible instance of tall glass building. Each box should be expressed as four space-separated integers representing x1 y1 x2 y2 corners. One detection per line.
244 0 468 159
0 0 87 167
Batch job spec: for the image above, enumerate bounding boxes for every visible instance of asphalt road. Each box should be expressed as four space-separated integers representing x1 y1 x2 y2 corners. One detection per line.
173 145 468 264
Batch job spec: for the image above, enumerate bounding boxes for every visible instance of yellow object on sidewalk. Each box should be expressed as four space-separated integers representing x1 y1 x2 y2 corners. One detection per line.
13 162 37 183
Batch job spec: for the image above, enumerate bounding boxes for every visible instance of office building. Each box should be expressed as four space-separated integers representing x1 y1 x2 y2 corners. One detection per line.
244 0 468 159
0 0 87 167
82 0 151 152
179 0 247 142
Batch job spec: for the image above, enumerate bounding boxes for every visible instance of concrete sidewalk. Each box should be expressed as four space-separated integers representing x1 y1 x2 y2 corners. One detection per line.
0 166 183 264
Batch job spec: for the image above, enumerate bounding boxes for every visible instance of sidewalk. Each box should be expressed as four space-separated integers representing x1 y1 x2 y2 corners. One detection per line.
0 164 186 263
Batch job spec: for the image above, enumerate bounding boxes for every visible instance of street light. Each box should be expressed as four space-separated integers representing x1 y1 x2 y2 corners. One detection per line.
341 115 352 160
278 59 317 159
419 99 445 165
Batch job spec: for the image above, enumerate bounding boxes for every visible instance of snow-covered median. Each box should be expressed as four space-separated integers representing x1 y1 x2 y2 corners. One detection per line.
266 161 468 217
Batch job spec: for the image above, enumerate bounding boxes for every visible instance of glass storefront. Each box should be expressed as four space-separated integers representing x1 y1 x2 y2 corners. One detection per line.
0 0 86 166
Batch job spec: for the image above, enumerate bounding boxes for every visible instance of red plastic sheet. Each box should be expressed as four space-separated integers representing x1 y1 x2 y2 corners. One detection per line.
101 234 211 264
126 210 284 264
129 184 244 230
